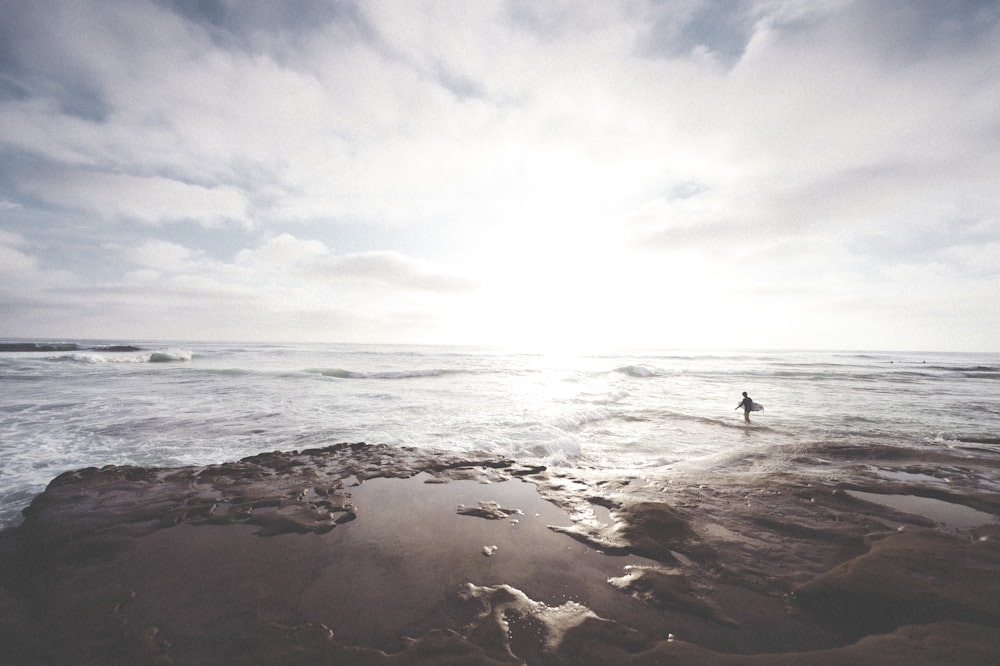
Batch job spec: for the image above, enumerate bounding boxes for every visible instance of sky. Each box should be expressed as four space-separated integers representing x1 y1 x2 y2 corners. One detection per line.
1 0 998 352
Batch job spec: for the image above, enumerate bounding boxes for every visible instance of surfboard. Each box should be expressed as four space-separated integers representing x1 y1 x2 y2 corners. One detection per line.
750 402 763 412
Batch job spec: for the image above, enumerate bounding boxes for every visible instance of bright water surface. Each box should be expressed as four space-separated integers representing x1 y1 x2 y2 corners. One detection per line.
1 340 998 529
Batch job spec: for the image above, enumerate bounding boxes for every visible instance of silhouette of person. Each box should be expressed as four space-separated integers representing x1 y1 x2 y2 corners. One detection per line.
736 391 754 423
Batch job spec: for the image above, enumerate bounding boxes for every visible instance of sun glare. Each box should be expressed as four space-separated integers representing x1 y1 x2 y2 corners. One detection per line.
455 217 738 353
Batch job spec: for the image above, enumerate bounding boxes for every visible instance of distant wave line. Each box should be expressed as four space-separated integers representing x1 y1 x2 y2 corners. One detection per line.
0 342 144 353
305 367 477 380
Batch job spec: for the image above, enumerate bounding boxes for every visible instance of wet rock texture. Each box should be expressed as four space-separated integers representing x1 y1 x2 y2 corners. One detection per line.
1 441 998 664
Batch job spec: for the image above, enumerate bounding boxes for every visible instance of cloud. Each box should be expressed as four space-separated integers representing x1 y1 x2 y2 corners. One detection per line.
0 229 74 285
20 170 250 226
112 239 203 271
0 1 998 350
0 226 479 342
0 239 37 275
314 251 478 292
234 234 476 293
235 234 329 268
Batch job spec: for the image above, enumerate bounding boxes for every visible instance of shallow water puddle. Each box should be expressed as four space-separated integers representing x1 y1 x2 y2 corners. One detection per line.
847 490 998 531
869 467 940 484
304 473 663 651
591 503 613 524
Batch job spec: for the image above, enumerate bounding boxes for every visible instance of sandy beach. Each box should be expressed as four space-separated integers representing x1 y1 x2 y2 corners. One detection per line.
1 441 999 664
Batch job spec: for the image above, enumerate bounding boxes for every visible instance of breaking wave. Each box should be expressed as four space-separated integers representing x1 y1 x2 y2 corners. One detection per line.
148 350 193 363
0 340 191 364
613 365 667 378
56 350 192 364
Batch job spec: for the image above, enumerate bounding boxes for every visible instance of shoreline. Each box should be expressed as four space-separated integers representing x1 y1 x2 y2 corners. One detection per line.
1 441 999 664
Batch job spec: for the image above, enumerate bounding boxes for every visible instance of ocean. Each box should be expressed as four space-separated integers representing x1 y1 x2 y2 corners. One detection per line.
1 340 998 530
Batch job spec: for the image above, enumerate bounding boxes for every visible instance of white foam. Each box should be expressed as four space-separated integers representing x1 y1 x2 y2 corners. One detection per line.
613 364 663 378
60 353 144 364
461 583 597 652
48 350 193 364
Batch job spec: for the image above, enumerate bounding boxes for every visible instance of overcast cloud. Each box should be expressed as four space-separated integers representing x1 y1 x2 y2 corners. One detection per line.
1 0 998 351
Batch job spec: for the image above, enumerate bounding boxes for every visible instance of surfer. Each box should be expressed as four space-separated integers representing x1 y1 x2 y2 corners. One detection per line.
736 392 754 423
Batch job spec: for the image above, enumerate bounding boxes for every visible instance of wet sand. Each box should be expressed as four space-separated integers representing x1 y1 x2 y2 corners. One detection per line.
1 441 998 664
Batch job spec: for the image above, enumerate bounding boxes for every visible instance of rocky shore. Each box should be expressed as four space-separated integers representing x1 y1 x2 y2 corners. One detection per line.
1 441 998 664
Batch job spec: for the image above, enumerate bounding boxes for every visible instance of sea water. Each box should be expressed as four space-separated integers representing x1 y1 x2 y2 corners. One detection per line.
1 340 998 529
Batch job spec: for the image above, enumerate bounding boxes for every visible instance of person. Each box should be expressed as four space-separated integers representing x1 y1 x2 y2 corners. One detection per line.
736 391 754 423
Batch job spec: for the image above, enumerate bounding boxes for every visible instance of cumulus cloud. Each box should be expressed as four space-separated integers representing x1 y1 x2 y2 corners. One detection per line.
0 241 37 276
309 251 478 292
19 171 250 226
58 233 476 342
230 233 475 291
112 239 203 271
0 0 998 349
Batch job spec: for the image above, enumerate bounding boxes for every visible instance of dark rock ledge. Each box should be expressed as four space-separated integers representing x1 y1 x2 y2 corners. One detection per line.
0 441 998 665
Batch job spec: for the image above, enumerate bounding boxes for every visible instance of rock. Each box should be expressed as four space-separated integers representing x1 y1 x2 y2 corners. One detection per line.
796 527 1000 636
1 440 998 664
457 501 523 520
550 500 715 564
555 619 1000 665
608 566 737 626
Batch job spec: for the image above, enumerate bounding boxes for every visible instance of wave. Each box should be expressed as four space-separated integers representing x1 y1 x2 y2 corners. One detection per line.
0 342 81 352
552 407 611 431
0 341 144 353
613 365 667 378
926 365 999 380
148 350 193 363
934 434 1000 448
306 367 471 380
48 350 193 364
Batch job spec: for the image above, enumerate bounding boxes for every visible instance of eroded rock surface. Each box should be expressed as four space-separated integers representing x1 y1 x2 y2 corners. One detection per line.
797 527 1000 635
0 440 998 664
